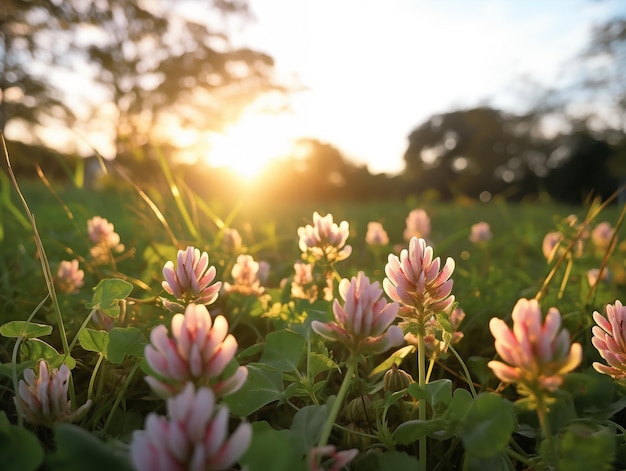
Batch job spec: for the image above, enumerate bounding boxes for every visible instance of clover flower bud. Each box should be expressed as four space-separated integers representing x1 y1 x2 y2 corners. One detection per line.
131 383 251 471
145 303 247 398
384 237 455 322
469 222 492 243
55 259 84 294
365 221 389 246
15 360 91 427
592 300 626 380
161 246 221 312
223 254 266 296
297 212 352 263
403 209 431 242
488 298 581 392
383 363 414 395
312 271 403 356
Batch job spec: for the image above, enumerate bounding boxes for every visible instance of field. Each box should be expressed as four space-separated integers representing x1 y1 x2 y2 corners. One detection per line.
1 163 625 471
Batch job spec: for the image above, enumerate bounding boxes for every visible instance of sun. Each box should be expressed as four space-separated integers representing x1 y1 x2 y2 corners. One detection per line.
205 112 298 180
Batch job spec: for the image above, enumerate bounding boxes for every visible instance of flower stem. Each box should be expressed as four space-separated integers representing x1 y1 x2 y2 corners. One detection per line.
317 356 358 449
536 393 559 470
417 330 427 471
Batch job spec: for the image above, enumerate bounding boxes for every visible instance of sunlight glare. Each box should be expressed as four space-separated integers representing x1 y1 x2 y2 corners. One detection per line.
205 113 297 180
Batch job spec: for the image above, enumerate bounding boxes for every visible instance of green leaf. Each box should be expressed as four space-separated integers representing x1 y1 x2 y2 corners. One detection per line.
46 423 135 471
240 422 306 471
107 327 145 364
19 339 76 369
0 321 52 339
393 418 447 444
557 424 615 471
460 393 515 458
0 411 44 471
223 363 284 416
408 379 452 413
449 387 473 420
86 278 133 318
308 352 338 378
0 361 37 379
78 328 109 355
370 345 415 377
260 330 305 372
291 402 331 454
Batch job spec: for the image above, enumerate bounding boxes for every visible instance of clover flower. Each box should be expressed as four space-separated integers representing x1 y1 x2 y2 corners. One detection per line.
131 383 251 471
591 300 626 379
55 259 85 294
403 209 431 242
469 222 492 244
488 298 582 392
542 232 562 261
297 212 352 263
591 221 615 250
222 228 243 253
223 254 266 296
311 271 402 356
365 222 389 246
587 267 610 287
15 360 91 427
144 303 247 398
384 237 455 324
162 246 222 313
290 261 333 302
87 216 124 262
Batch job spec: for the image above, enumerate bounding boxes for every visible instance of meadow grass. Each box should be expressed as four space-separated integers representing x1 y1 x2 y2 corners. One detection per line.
1 166 626 470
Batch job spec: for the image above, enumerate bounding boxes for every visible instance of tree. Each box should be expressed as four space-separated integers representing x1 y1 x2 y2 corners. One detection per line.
402 107 552 199
2 1 278 177
0 1 76 135
573 17 626 136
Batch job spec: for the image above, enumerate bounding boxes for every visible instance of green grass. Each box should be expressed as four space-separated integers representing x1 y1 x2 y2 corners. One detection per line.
2 171 626 471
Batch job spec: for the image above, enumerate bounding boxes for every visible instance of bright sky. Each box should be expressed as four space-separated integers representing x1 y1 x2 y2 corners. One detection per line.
221 0 623 175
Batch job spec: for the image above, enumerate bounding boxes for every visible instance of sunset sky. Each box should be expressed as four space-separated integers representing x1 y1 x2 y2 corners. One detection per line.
214 0 623 176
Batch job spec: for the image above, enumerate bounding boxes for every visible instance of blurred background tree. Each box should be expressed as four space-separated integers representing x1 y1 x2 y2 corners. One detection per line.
1 0 278 178
0 1 76 136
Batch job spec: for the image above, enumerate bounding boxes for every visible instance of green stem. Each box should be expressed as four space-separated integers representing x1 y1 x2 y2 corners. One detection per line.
448 344 477 397
317 356 358 449
68 308 97 352
418 330 427 471
87 353 105 401
536 393 559 470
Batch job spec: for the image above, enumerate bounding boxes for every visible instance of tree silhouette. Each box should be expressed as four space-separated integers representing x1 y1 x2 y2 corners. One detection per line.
2 1 278 178
403 107 552 199
0 1 76 135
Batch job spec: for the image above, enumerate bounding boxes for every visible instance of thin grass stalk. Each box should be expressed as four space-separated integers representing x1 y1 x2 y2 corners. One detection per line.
36 165 75 221
0 170 30 230
156 148 200 241
114 163 179 246
535 196 613 301
317 356 358 450
1 133 75 404
585 201 626 305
